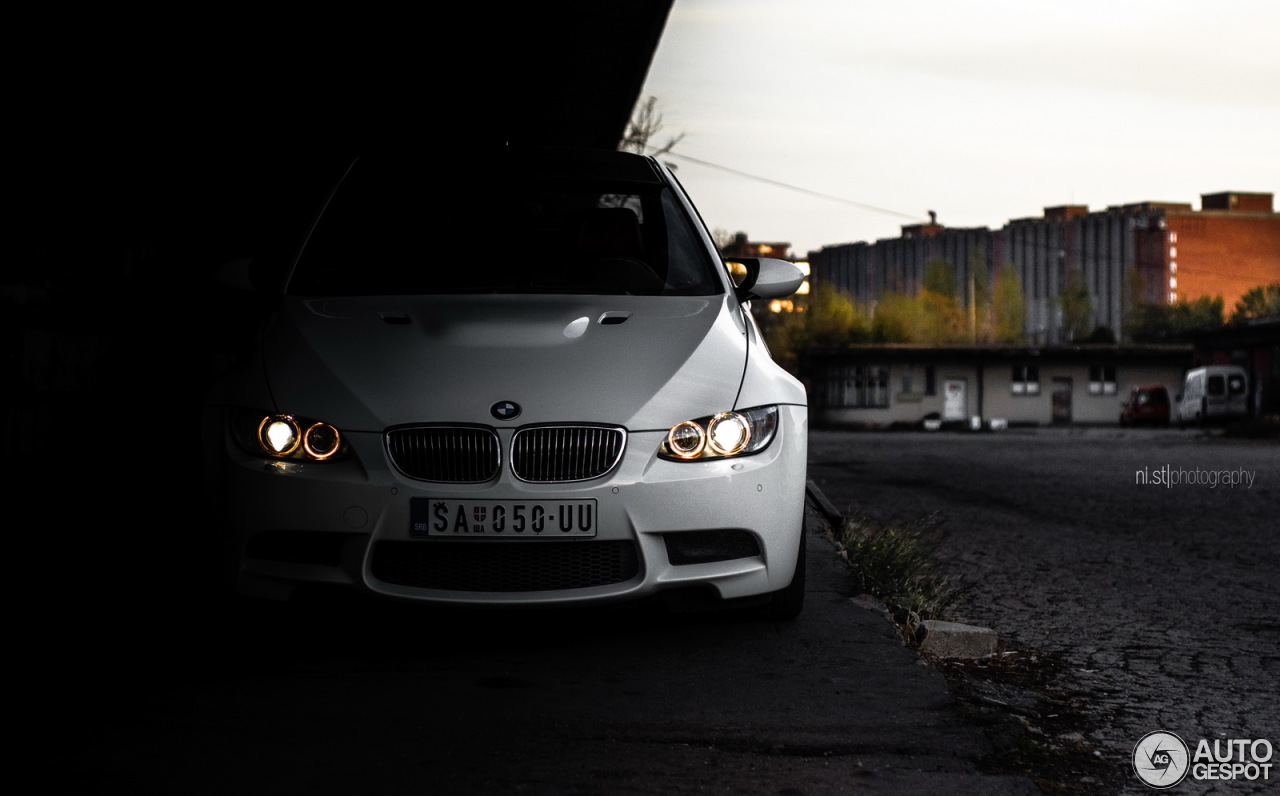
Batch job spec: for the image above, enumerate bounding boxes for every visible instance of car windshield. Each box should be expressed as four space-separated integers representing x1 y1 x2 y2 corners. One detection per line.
287 152 724 297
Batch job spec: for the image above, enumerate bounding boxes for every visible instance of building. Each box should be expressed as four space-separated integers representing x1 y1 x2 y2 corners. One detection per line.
803 344 1193 428
811 192 1280 344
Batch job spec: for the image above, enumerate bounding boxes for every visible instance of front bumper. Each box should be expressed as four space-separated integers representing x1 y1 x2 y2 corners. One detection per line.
208 405 808 605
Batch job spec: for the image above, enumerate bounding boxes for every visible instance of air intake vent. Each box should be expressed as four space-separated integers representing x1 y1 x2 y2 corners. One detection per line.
386 426 500 482
371 540 640 592
511 425 626 482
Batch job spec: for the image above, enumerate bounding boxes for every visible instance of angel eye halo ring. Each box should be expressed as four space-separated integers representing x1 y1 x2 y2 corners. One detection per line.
658 406 778 461
665 420 707 459
239 410 347 462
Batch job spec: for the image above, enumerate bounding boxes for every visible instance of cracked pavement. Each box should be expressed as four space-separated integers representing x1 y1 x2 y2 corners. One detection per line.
809 427 1279 793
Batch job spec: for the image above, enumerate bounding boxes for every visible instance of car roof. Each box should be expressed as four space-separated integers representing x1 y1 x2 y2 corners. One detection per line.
504 146 665 184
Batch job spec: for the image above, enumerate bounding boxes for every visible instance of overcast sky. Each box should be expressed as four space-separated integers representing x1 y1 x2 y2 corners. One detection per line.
638 0 1280 257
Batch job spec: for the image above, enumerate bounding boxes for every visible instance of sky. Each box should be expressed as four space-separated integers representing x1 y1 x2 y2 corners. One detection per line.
637 0 1280 257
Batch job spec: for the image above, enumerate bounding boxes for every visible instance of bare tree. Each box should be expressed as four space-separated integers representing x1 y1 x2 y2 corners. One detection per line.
619 96 684 157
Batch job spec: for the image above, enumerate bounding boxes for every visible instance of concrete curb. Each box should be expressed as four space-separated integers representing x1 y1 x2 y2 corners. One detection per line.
804 478 844 527
918 619 1000 659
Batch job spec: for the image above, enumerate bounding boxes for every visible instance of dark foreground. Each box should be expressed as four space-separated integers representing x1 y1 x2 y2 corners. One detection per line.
46 503 1035 795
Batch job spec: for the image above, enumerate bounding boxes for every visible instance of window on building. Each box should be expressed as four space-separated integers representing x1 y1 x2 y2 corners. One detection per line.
924 366 936 396
1089 364 1117 395
1011 364 1040 396
901 371 914 394
825 365 890 408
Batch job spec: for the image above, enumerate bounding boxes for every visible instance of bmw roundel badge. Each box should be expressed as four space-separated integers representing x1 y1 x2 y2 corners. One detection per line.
490 401 521 421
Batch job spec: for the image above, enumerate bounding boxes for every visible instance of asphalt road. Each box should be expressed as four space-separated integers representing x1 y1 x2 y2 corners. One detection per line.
42 426 1275 794
54 508 1036 795
809 426 1279 794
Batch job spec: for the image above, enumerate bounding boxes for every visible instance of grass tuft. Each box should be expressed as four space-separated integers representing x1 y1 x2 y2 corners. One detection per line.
835 511 964 626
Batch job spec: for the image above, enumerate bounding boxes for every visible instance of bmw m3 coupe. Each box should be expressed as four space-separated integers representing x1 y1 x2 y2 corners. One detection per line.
205 146 809 616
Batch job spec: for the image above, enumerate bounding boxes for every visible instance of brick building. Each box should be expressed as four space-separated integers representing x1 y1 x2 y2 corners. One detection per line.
811 192 1280 343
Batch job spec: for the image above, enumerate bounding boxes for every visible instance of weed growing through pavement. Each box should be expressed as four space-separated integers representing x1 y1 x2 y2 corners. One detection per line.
835 511 964 629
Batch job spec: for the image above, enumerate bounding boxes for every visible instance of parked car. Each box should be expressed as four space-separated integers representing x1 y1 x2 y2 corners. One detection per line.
204 147 810 617
1175 365 1249 427
1120 385 1171 427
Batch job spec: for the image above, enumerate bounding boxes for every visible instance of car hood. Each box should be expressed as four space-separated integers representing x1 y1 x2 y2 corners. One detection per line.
261 294 749 431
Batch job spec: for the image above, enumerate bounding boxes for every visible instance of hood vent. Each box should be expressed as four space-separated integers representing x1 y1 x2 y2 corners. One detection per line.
598 312 631 326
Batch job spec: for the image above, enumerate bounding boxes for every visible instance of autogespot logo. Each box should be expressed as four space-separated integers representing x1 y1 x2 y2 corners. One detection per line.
1134 731 1190 789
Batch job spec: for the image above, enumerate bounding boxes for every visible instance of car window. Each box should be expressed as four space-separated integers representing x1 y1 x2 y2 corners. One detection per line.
287 155 724 297
1227 374 1246 395
1207 375 1225 396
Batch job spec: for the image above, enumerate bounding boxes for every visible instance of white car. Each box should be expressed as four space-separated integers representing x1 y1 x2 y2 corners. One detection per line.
205 147 809 617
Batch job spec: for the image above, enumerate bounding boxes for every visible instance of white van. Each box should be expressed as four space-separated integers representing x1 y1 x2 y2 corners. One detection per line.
1176 365 1249 426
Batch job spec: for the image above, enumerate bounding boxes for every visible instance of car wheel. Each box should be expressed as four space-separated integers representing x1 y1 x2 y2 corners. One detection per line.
763 528 806 620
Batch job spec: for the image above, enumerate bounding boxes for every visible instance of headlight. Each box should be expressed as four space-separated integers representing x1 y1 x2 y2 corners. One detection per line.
658 406 778 461
230 409 349 461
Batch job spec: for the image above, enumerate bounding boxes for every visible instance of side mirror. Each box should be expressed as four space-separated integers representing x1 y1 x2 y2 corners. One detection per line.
728 257 805 303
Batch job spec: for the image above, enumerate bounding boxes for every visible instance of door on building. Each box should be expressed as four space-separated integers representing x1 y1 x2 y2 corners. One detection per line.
943 378 967 421
1052 377 1073 424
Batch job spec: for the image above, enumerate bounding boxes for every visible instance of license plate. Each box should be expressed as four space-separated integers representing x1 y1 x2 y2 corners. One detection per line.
410 498 597 538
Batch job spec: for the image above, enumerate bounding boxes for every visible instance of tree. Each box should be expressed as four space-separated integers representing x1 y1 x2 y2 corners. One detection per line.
711 228 737 254
763 283 869 373
922 259 957 298
909 259 967 343
867 290 967 344
916 290 967 343
1231 282 1280 322
1058 268 1092 342
619 96 684 157
1128 296 1225 343
993 264 1026 344
1122 265 1146 343
871 292 922 343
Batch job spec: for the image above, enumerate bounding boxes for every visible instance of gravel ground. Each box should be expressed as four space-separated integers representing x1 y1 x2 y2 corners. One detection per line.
808 426 1279 794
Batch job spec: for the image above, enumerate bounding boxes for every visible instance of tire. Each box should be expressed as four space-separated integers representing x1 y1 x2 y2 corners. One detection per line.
763 529 807 620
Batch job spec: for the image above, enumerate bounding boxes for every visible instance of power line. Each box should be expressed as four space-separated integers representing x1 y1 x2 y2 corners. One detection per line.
663 151 925 222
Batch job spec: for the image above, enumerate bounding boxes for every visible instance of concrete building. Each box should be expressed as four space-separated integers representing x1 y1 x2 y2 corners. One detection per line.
811 192 1280 344
803 345 1192 428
